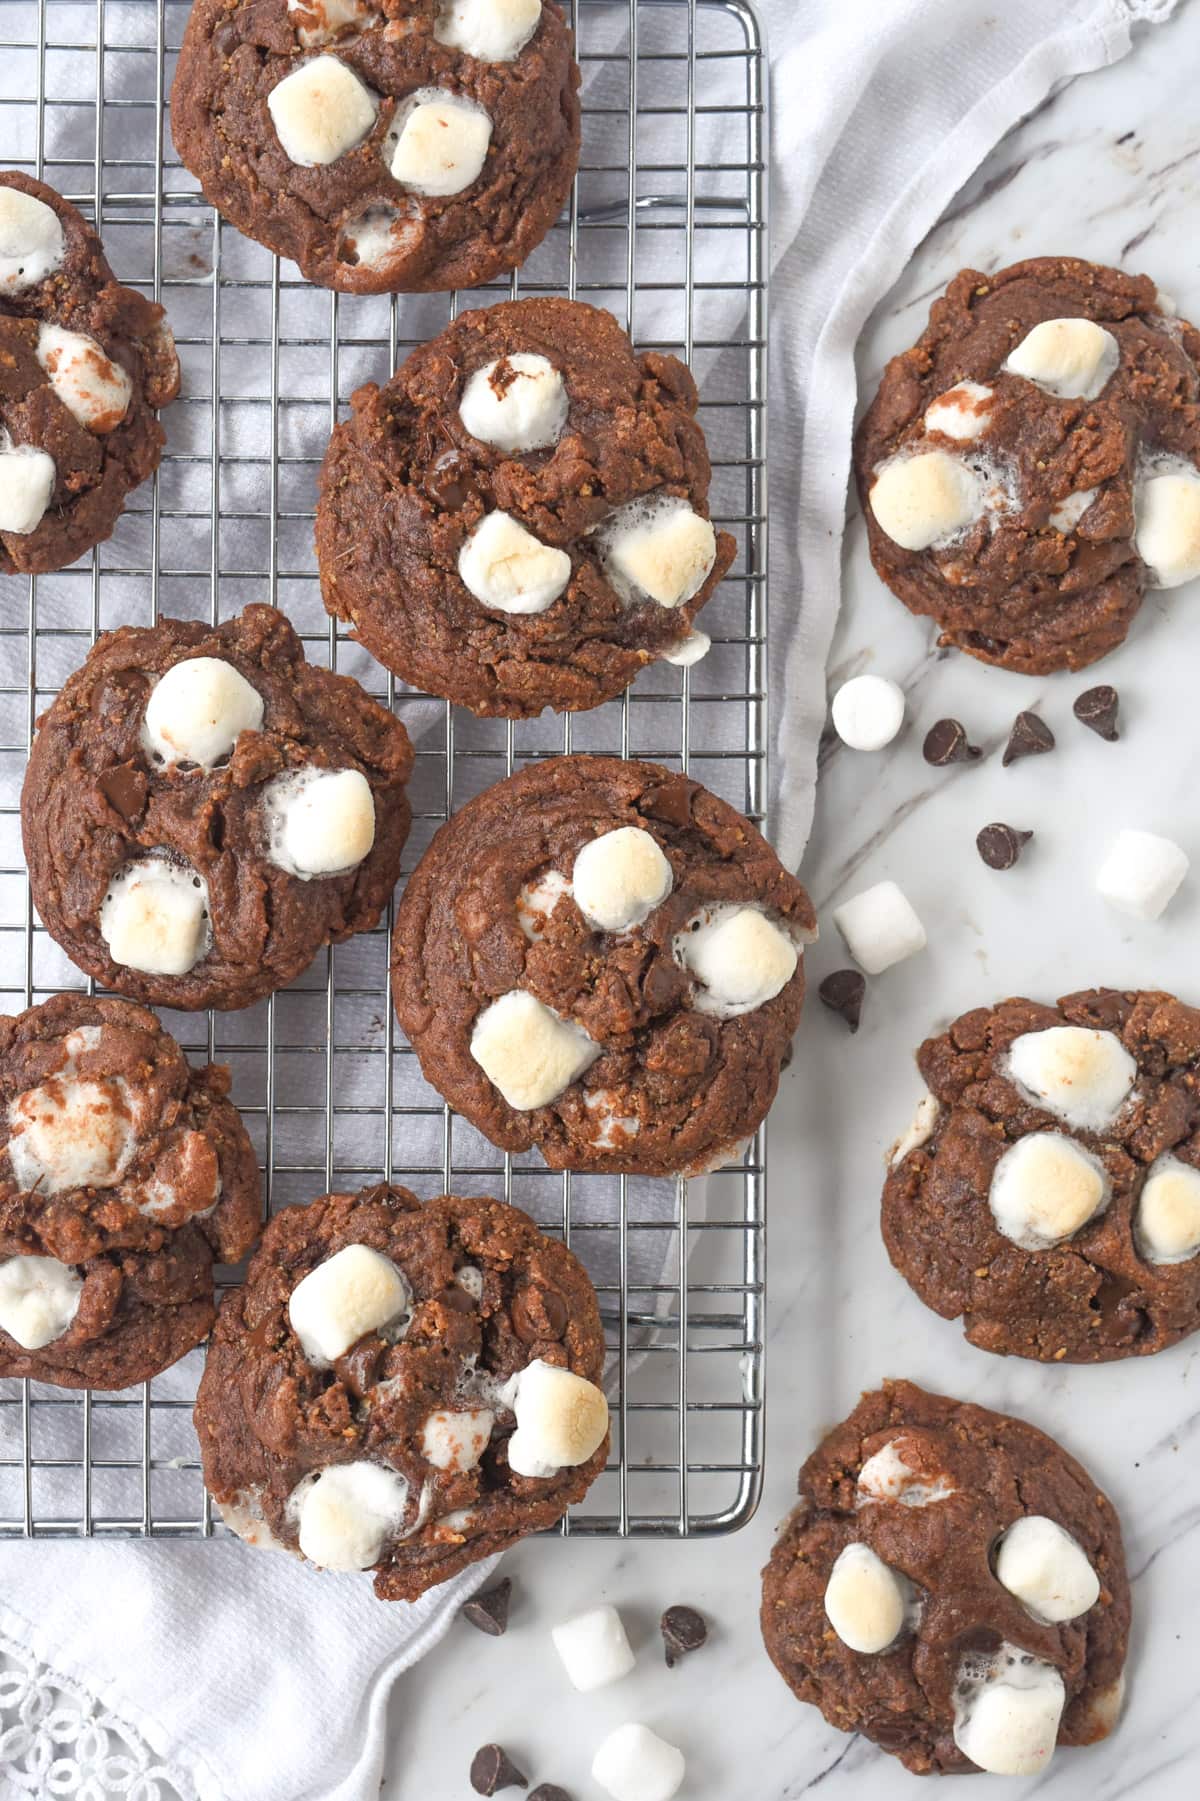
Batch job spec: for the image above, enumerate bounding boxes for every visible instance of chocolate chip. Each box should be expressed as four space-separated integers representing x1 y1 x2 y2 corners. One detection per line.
470 1745 527 1796
1002 711 1054 766
640 778 696 829
817 969 866 1033
922 719 980 766
511 1285 568 1343
661 1603 708 1667
1074 684 1120 741
976 824 1033 870
99 764 148 822
332 1334 387 1399
461 1577 512 1638
425 450 479 513
529 1789 572 1801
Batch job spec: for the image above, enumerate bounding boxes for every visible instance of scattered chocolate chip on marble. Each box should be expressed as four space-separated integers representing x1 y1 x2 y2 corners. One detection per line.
1074 684 1120 741
977 823 1033 870
471 1745 528 1796
1002 710 1055 766
661 1603 709 1667
922 718 981 766
461 1577 513 1638
817 969 866 1033
529 1788 573 1801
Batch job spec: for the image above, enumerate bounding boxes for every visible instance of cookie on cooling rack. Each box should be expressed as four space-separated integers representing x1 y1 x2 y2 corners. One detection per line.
761 1381 1129 1777
0 992 261 1390
170 0 580 294
391 755 816 1174
883 988 1200 1363
21 604 413 1011
317 297 737 716
0 170 180 576
195 1183 609 1601
855 256 1200 673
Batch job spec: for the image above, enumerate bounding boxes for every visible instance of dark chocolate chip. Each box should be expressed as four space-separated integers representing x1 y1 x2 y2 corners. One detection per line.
529 1789 572 1801
511 1285 568 1343
461 1577 512 1638
922 719 980 766
425 450 479 513
1074 684 1120 741
470 1745 527 1796
332 1334 388 1399
976 824 1033 870
640 779 696 829
1002 711 1054 766
99 764 148 821
661 1603 708 1667
817 969 866 1033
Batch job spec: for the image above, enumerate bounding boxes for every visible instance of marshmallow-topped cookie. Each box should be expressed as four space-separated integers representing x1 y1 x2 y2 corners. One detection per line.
761 1381 1129 1777
317 298 736 717
392 755 816 1176
0 172 179 576
170 0 580 293
22 605 413 1011
883 988 1200 1362
855 256 1200 675
195 1184 608 1602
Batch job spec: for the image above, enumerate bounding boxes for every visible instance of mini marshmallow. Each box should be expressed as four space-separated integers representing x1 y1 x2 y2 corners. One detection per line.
572 827 672 933
387 89 492 196
0 430 55 535
823 1542 911 1654
340 204 417 272
868 451 983 552
584 1089 640 1150
100 859 211 977
458 510 571 615
592 1723 685 1801
501 1356 608 1478
995 1516 1100 1624
268 55 378 167
1004 318 1119 400
1049 487 1097 533
435 0 542 61
217 1489 289 1554
455 1264 484 1300
674 905 798 1017
888 1092 941 1167
833 880 926 976
857 1440 955 1508
1135 463 1200 588
470 991 599 1111
421 1408 494 1471
0 1255 82 1350
288 1243 411 1366
830 674 905 751
36 324 131 434
293 1461 409 1571
287 0 378 47
1135 1154 1200 1265
264 767 376 879
0 185 65 292
551 1604 636 1693
989 1132 1109 1251
516 868 571 939
661 628 711 668
459 353 567 454
1004 1026 1136 1133
7 1075 134 1195
1096 828 1189 922
953 1644 1066 1777
599 495 717 609
924 381 994 441
141 656 264 769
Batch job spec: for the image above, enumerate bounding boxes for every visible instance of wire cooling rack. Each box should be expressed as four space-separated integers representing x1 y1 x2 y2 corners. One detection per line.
0 0 769 1544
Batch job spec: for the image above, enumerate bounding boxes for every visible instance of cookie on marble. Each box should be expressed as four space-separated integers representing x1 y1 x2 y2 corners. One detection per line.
883 989 1200 1362
317 298 736 715
21 604 413 1011
391 755 816 1174
170 0 580 294
761 1380 1129 1777
855 256 1200 673
195 1183 609 1601
0 171 180 575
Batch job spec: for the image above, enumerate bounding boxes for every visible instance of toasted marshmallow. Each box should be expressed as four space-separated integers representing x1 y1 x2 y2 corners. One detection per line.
263 767 376 879
141 656 264 769
293 1461 410 1570
501 1357 608 1478
572 827 672 933
0 186 65 293
0 1255 83 1350
857 1439 955 1507
674 905 797 1018
1049 487 1097 533
598 495 717 609
553 1605 636 1693
387 89 492 196
287 0 379 47
823 1542 911 1654
924 381 994 441
887 1092 941 1167
1135 461 1200 588
288 1243 411 1366
1135 1154 1200 1264
1004 318 1119 400
36 325 131 434
470 991 599 1111
869 450 983 551
995 1516 1100 1624
830 674 905 751
953 1643 1066 1777
100 859 211 978
459 353 568 454
1004 1026 1136 1133
7 1071 134 1195
458 510 571 615
592 1723 685 1801
661 628 711 668
988 1132 1109 1251
0 430 55 535
421 1408 495 1472
1096 828 1189 922
435 0 542 61
268 55 379 167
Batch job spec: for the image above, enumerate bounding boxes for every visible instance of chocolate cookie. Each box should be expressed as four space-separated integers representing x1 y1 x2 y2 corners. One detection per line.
855 257 1200 674
391 755 816 1174
317 298 736 715
0 171 180 575
22 605 413 1011
195 1184 609 1601
883 989 1200 1362
761 1381 1129 1777
170 0 580 294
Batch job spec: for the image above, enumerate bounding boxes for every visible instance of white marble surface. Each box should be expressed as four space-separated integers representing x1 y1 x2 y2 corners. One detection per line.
382 12 1200 1798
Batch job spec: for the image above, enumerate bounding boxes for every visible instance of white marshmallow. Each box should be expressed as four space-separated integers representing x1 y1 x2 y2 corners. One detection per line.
0 430 55 535
887 1092 941 1167
501 1356 608 1478
288 1243 411 1366
1096 828 1189 922
857 1440 955 1508
823 1542 911 1654
0 185 65 293
36 324 131 434
287 0 378 48
592 1724 685 1801
599 495 717 609
141 656 264 769
551 1604 636 1693
1004 1026 1136 1133
661 628 711 668
1049 487 1097 533
470 991 599 1111
7 1074 134 1195
217 1489 289 1554
100 859 211 978
1004 318 1119 400
989 1132 1109 1251
584 1089 640 1150
516 868 571 939
458 510 571 615
293 1461 409 1571
0 1255 83 1350
868 451 983 552
674 905 797 1018
953 1643 1066 1777
830 674 905 751
435 0 542 61
340 204 416 272
924 381 994 441
1135 463 1200 588
263 767 376 879
420 1408 494 1471
833 880 926 976
387 89 492 196
268 55 379 167
572 827 672 933
459 353 567 454
1135 1154 1200 1264
995 1516 1100 1624
455 1265 484 1300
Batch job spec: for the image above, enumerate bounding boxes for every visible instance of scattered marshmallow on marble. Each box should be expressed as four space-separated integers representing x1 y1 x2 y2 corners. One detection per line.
287 0 378 49
833 880 926 976
599 495 717 609
988 1132 1109 1251
830 674 905 751
674 904 798 1018
887 1092 941 1167
458 510 572 615
1004 1026 1136 1133
100 858 211 977
953 1643 1066 1777
470 991 599 1111
0 429 55 535
293 1461 410 1571
36 324 131 434
1135 460 1200 588
435 0 542 60
421 1408 495 1472
661 628 711 668
500 1356 608 1478
995 1516 1099 1624
268 55 378 166
1135 1154 1200 1264
1096 828 1188 922
857 1439 955 1508
0 1254 83 1351
264 766 376 879
388 89 492 196
869 450 983 551
288 1243 411 1366
551 1604 636 1693
141 656 264 769
1049 487 1097 533
572 827 672 933
459 353 567 454
1003 317 1119 401
592 1723 685 1801
0 185 65 293
823 1542 911 1654
923 381 994 441
7 1071 134 1195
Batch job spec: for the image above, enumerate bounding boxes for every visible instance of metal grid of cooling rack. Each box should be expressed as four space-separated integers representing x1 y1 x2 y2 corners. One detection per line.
0 0 769 1543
